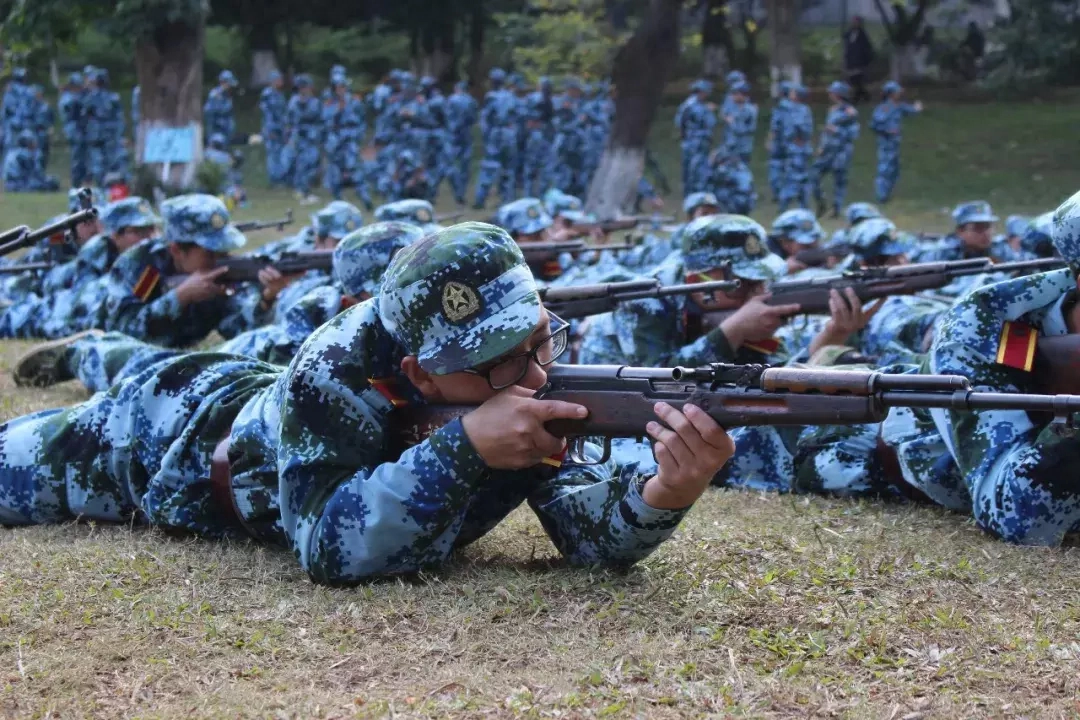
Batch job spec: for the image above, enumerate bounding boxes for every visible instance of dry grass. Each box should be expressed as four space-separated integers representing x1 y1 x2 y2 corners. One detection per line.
1 338 1080 719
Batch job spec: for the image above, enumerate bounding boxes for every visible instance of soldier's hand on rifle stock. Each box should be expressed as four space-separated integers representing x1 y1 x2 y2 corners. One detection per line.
643 402 735 509
461 386 588 470
258 266 299 305
719 294 801 349
808 288 884 356
175 267 229 306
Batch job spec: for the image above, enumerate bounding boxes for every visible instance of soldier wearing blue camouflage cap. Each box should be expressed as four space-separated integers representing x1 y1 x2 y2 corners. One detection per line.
3 130 59 192
769 209 826 273
721 80 757 164
204 70 238 144
0 221 734 586
1020 211 1056 258
259 71 289 187
472 68 521 209
826 202 883 251
91 194 269 347
59 73 87 186
878 189 1080 546
374 199 441 234
911 201 998 263
281 74 323 204
812 81 860 218
991 214 1039 262
446 81 479 206
542 189 584 218
675 80 717 194
765 81 793 203
15 221 427 391
870 81 923 204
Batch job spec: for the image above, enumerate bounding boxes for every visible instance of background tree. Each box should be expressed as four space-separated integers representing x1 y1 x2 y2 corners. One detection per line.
767 0 800 93
585 0 680 217
700 0 736 78
873 0 932 81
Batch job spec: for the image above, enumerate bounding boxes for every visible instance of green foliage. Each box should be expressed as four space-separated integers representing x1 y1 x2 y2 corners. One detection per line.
980 0 1080 92
494 0 628 80
194 159 228 195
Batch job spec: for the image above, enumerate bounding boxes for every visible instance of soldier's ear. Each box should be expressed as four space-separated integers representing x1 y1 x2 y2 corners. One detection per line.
401 356 441 400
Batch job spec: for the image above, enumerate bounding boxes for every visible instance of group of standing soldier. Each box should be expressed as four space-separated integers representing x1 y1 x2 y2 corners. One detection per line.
679 72 924 219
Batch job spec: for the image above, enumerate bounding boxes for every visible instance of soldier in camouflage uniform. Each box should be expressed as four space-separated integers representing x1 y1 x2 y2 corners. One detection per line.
767 208 826 275
0 223 735 586
261 201 364 326
373 199 442 234
911 201 997 263
15 222 426 392
95 194 268 347
880 190 1080 545
828 202 882 249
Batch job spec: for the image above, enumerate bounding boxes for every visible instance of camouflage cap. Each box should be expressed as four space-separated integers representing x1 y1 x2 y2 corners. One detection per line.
849 217 913 259
161 194 245 252
541 189 583 217
102 197 160 234
691 79 714 94
489 68 507 83
827 81 850 99
845 202 882 226
682 214 786 281
726 70 747 86
772 208 824 245
1005 214 1031 238
218 70 238 87
731 80 751 94
17 130 35 146
295 74 313 89
374 199 439 230
68 72 83 86
682 191 721 216
1023 211 1055 256
952 201 998 226
498 198 553 236
68 187 105 213
1051 190 1080 264
313 200 364 239
882 81 902 97
378 222 541 376
334 221 425 297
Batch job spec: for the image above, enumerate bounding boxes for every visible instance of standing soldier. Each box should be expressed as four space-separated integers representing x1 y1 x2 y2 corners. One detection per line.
259 70 288 187
870 81 923 204
30 85 54 171
204 70 238 145
549 78 587 198
83 70 110 185
765 81 791 204
812 80 860 219
472 68 520 209
445 81 478 207
722 79 757 164
675 79 717 195
60 73 86 187
419 76 448 198
721 70 747 117
281 74 324 205
522 77 555 198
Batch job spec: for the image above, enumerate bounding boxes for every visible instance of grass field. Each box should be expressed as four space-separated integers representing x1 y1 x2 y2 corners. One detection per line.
3 99 1080 719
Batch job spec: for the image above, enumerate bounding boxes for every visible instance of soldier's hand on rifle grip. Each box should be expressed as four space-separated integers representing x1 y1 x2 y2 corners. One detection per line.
461 386 588 470
174 267 229 306
718 294 802 350
643 402 734 510
257 266 297 305
810 289 885 356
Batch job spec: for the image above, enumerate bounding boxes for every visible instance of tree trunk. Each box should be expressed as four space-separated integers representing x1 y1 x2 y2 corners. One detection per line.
585 0 681 217
135 19 204 188
248 21 279 87
890 43 917 81
767 0 801 92
466 0 487 93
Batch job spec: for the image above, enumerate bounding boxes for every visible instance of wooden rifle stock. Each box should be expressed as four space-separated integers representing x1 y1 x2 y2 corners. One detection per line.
234 209 294 233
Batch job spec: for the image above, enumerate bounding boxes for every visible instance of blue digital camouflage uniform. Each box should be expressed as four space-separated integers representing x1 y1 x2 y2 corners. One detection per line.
421 78 452 199
778 123 812 211
131 86 140 134
82 71 112 185
1 70 29 149
828 202 883 248
3 130 58 192
373 199 442 234
281 76 324 197
870 82 922 203
707 151 755 215
378 149 432 203
522 79 556 198
550 80 589 197
16 221 427 393
721 81 757 164
675 81 717 194
910 201 998 264
766 82 792 203
446 83 478 206
812 82 860 216
100 72 128 181
271 201 364 325
882 190 1080 545
96 194 266 346
1020 211 1057 258
0 222 691 585
579 214 788 475
260 72 289 186
473 69 521 208
205 133 245 206
59 74 86 186
720 70 746 117
323 80 372 207
204 71 238 144
29 85 54 171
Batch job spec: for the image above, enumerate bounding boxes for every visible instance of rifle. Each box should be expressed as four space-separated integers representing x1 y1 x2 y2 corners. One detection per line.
712 257 1065 320
434 211 465 223
793 244 852 268
541 278 742 320
234 209 294 233
0 261 53 275
166 250 333 286
0 207 100 258
567 215 677 237
392 363 1080 463
519 241 637 266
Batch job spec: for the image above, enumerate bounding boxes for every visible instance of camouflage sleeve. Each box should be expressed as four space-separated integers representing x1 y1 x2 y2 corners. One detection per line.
216 284 272 339
930 297 1080 544
100 257 183 341
528 449 688 566
610 298 737 367
278 366 492 585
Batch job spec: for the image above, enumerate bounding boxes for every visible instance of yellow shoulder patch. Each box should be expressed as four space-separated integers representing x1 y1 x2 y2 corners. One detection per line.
995 321 1038 372
132 266 161 303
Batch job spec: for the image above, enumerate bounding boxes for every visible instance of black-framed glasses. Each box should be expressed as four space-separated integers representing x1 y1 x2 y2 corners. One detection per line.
463 315 570 390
